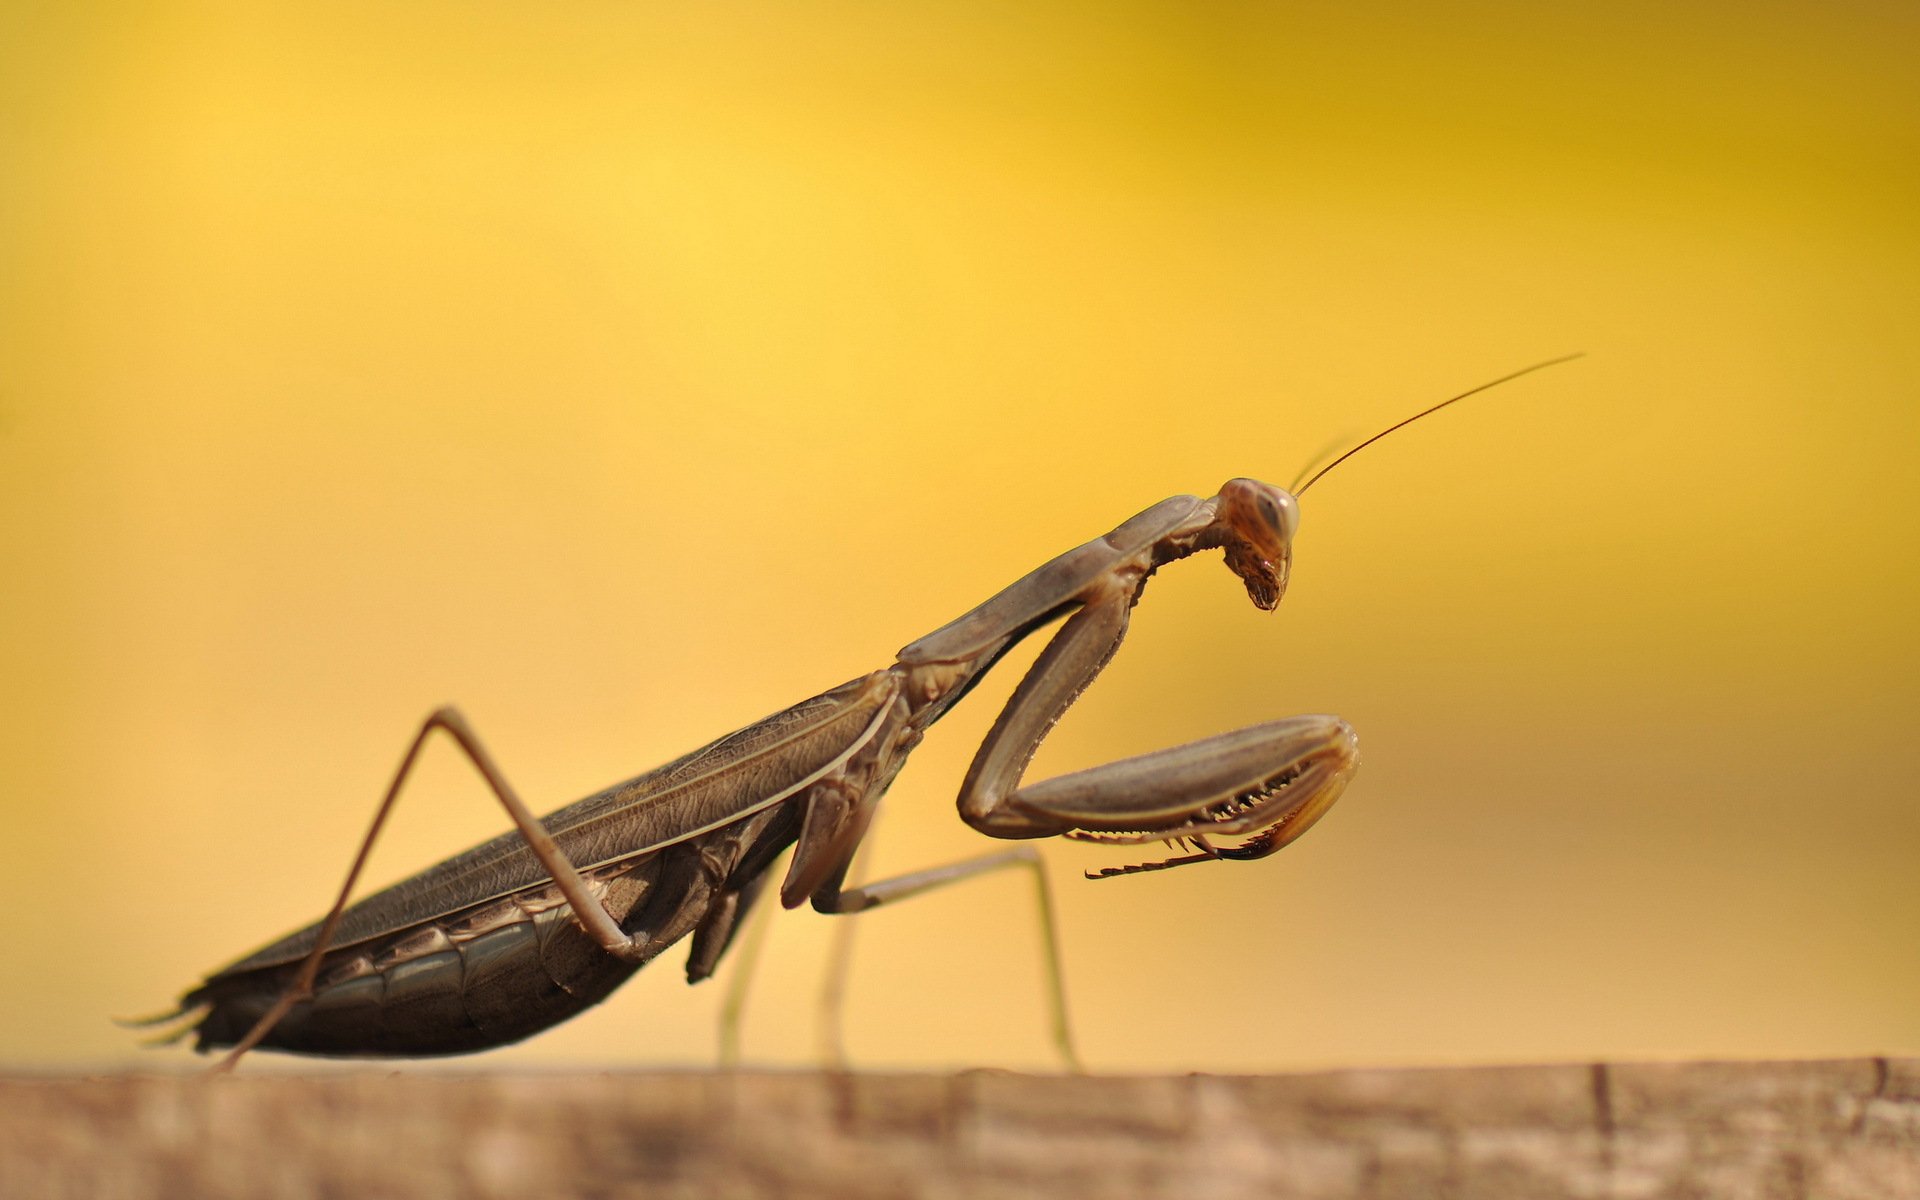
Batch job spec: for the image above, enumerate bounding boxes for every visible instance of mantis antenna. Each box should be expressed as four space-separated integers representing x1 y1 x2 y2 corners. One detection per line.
1287 435 1353 494
1292 353 1585 497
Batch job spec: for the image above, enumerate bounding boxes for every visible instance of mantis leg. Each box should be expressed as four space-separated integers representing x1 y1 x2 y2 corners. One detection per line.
807 845 1081 1072
211 706 652 1072
956 582 1359 863
713 851 785 1067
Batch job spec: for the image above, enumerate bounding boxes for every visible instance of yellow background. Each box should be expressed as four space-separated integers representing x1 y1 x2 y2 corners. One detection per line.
2 3 1914 1073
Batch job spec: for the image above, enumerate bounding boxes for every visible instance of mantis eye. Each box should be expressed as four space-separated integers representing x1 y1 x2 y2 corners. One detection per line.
1256 491 1299 544
1220 478 1299 556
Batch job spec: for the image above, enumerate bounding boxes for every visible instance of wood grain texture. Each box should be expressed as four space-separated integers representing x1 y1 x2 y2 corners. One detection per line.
3 1059 1915 1199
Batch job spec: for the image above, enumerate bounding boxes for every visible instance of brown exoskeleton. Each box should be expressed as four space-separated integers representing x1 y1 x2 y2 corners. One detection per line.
134 357 1578 1070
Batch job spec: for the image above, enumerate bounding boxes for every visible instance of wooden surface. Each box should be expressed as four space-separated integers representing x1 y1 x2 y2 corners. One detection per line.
3 1059 1915 1199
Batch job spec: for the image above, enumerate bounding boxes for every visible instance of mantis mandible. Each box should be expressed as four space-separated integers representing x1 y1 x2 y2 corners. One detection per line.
135 356 1579 1071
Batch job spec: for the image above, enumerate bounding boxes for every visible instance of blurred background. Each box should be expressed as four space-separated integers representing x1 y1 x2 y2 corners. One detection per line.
2 2 1914 1074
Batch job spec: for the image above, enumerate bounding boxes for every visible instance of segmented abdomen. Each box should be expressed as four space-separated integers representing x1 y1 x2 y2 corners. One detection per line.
187 822 742 1057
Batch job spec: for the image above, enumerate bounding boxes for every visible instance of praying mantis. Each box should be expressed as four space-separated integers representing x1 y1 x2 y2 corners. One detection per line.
134 356 1579 1071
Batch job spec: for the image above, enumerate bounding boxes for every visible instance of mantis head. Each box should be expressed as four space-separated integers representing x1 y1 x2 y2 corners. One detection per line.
1212 477 1299 612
